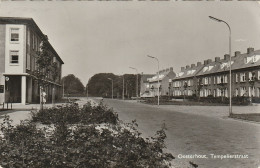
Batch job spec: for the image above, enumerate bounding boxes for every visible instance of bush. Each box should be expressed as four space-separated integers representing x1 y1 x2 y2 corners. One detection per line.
31 102 118 125
0 103 174 168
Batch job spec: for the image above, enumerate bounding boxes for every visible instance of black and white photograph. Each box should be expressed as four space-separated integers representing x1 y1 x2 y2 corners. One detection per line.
0 1 259 167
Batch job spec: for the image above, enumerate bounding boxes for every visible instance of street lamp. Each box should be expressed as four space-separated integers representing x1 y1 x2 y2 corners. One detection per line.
147 55 160 106
122 75 125 100
209 16 232 115
129 67 139 98
108 78 113 99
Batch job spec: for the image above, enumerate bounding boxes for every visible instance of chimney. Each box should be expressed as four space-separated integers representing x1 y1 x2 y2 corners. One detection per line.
186 65 190 69
191 64 195 68
197 62 202 66
224 54 230 60
215 57 220 62
170 67 173 71
207 59 212 64
234 51 241 57
181 67 185 71
247 47 254 54
204 60 208 65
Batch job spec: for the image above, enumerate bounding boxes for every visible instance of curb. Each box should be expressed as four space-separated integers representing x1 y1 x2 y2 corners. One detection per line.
224 116 260 125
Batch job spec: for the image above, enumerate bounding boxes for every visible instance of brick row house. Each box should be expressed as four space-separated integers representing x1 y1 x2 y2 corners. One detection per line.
146 67 176 97
0 17 64 104
171 48 260 99
140 73 155 98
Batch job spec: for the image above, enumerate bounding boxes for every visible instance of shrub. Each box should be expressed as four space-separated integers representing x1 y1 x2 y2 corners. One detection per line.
31 102 118 125
0 103 174 168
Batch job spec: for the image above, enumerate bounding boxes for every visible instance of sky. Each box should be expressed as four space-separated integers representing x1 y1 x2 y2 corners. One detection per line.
0 1 260 85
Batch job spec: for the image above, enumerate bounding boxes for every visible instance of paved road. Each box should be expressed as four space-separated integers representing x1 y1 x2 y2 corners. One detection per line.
100 98 260 168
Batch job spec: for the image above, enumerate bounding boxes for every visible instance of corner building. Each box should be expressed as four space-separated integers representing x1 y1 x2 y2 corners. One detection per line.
0 17 64 104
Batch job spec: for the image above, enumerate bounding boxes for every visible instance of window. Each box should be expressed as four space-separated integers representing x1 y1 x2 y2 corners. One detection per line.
240 73 246 82
217 88 220 97
205 77 208 85
208 89 211 96
240 87 247 96
249 72 256 81
10 51 19 64
200 90 203 97
217 76 223 84
224 88 228 97
235 89 239 96
188 80 191 86
27 30 30 45
224 75 228 83
32 33 35 49
235 74 239 83
26 53 30 70
249 86 255 97
10 28 19 42
204 89 208 97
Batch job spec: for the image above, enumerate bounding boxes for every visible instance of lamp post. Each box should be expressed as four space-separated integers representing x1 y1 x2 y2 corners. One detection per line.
147 55 160 106
122 75 125 100
209 16 232 116
86 84 88 99
129 67 139 98
108 78 113 99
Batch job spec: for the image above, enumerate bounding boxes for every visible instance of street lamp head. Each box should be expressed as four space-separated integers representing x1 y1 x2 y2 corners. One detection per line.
147 55 155 59
209 16 223 22
108 78 112 80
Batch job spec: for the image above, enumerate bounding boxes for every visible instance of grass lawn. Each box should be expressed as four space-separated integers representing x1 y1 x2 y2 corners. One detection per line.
229 113 260 123
142 100 229 106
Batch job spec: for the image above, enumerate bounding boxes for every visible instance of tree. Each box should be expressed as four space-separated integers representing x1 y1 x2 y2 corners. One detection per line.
87 73 140 98
61 74 85 95
32 35 58 108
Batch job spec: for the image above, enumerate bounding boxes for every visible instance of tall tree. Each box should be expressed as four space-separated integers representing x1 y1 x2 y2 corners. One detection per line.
61 74 85 95
32 35 58 108
87 73 140 98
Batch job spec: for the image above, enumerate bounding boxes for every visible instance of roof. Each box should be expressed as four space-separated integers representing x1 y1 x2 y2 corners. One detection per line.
141 74 155 83
0 17 64 64
196 49 260 77
148 70 175 82
173 48 260 80
174 64 204 80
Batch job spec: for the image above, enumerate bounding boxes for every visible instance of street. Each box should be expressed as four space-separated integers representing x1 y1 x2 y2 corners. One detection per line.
99 98 260 168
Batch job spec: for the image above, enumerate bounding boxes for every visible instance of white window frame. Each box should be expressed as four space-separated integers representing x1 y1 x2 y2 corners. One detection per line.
10 28 19 43
10 50 19 64
240 73 246 82
235 73 239 83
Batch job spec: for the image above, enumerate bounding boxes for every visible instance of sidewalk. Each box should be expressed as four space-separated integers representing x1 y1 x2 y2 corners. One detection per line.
112 99 260 119
0 97 97 126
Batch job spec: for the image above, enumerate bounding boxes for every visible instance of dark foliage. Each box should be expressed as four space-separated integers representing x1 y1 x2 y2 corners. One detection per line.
87 73 141 98
31 102 118 125
0 103 174 167
61 74 85 95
